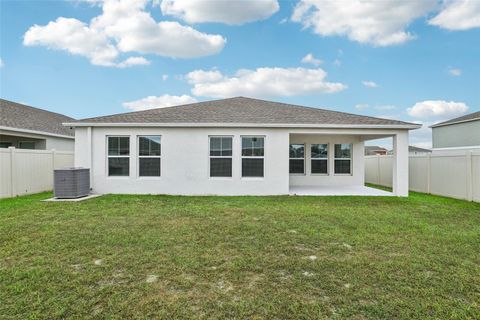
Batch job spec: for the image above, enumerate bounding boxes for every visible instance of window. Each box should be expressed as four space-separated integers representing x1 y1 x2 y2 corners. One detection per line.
0 142 12 148
334 143 352 174
289 144 305 174
209 136 232 177
241 136 264 177
108 136 130 176
138 136 161 177
19 141 36 149
311 144 328 174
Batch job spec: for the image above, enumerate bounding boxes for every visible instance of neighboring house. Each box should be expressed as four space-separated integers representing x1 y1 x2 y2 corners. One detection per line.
364 145 388 156
387 146 432 156
408 146 432 155
0 99 75 151
66 97 420 196
430 111 480 149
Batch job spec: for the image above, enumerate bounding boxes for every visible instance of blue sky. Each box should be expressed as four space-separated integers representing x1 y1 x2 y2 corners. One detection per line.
1 0 479 148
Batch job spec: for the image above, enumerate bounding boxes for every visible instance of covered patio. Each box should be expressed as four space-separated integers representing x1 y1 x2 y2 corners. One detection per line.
288 129 409 196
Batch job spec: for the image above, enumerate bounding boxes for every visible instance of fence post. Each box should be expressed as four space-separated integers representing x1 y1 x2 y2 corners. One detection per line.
466 151 473 201
426 153 431 194
9 147 16 197
51 149 56 169
376 154 381 185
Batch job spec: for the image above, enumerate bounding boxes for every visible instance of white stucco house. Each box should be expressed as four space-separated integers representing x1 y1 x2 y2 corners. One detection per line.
65 97 420 196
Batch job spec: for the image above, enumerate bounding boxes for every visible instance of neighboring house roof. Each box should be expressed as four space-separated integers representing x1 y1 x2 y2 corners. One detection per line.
67 97 420 129
365 145 388 155
408 146 432 153
0 99 75 137
387 146 432 154
430 111 480 128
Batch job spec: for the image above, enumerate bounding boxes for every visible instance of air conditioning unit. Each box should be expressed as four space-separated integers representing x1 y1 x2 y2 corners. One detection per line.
54 167 90 199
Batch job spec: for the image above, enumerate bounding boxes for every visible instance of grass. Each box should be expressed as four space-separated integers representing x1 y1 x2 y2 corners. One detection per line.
1 192 479 319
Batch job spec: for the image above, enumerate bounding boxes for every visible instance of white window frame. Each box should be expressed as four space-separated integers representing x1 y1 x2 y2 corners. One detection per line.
137 135 161 178
311 143 329 175
334 143 353 176
107 135 130 177
241 135 265 178
289 143 305 175
208 136 233 178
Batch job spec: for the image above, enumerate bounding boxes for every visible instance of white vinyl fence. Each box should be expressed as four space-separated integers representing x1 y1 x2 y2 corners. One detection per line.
365 150 480 202
0 147 74 198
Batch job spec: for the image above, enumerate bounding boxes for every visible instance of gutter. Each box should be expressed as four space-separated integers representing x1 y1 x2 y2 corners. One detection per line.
63 122 421 130
430 117 480 128
0 126 75 139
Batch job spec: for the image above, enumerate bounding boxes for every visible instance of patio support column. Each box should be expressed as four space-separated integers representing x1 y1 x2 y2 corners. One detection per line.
392 131 409 196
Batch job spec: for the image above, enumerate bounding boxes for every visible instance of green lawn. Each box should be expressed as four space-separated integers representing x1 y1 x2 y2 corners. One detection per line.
1 192 479 319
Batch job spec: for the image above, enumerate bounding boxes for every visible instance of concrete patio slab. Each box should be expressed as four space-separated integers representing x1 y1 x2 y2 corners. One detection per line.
289 185 393 196
42 194 103 202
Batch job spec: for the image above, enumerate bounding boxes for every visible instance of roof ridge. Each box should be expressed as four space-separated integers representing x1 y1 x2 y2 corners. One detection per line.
232 96 418 126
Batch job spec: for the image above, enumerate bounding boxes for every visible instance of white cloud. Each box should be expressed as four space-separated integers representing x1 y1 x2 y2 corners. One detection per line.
409 120 435 149
24 0 225 67
362 80 378 88
355 104 369 110
291 0 437 46
186 69 224 84
123 94 197 111
448 67 462 76
186 67 347 98
162 74 168 81
24 17 119 67
0 58 3 68
117 56 151 68
160 0 279 25
301 53 322 66
429 0 480 30
407 100 469 118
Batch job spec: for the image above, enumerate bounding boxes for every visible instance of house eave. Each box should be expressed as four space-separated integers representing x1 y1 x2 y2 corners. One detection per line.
430 117 480 128
63 122 421 130
0 126 75 139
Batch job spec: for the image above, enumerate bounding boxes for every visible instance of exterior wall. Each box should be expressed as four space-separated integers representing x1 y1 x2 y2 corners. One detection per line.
432 120 480 148
74 126 411 196
0 129 74 151
45 136 75 151
75 127 290 196
289 134 365 187
75 127 91 169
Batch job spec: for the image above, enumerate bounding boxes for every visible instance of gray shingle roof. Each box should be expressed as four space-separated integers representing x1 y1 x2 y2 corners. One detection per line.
0 99 75 136
70 97 417 127
431 111 480 128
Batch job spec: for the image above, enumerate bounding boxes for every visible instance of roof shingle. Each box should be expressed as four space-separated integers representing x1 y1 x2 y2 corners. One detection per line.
70 97 416 127
431 111 480 128
0 99 75 136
